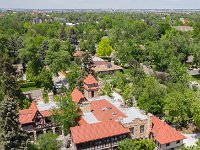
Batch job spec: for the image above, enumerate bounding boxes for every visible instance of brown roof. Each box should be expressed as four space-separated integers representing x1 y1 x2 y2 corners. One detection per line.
73 50 85 57
70 120 130 144
151 116 186 144
91 63 123 73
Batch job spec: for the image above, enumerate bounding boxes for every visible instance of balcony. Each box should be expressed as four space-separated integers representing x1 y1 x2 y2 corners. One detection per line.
23 122 55 132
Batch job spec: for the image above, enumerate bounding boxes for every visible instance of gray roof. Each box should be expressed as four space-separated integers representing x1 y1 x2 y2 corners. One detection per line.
37 101 59 111
82 112 100 124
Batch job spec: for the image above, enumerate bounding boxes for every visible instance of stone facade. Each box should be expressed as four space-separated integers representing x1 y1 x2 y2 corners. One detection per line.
84 88 99 99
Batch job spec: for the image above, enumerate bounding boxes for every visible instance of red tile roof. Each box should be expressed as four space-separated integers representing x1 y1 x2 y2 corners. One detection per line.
151 116 186 144
41 110 52 117
83 74 98 85
71 120 130 144
71 88 85 103
89 99 126 122
19 101 52 124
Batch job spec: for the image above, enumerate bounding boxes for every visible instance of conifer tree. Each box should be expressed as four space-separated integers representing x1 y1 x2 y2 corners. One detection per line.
1 57 21 99
39 40 49 66
69 28 78 45
59 25 67 41
0 96 28 150
77 52 95 92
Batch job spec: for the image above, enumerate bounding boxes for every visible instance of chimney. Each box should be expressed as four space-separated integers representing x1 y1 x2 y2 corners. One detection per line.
82 101 91 113
48 92 54 102
147 113 153 133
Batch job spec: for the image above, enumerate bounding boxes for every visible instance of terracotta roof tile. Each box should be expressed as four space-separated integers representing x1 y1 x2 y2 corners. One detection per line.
70 120 130 144
71 88 85 103
151 116 186 144
83 74 98 84
85 99 126 122
41 110 52 117
19 101 52 124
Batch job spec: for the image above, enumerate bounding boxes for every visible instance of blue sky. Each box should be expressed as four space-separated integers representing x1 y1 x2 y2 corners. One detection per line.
0 0 199 9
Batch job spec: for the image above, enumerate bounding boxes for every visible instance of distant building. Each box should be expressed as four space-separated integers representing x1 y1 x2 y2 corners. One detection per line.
70 75 186 150
173 26 193 32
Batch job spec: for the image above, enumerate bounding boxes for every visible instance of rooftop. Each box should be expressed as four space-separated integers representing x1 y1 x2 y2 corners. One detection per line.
70 120 130 144
173 26 193 32
81 95 147 124
83 74 98 85
71 88 85 103
91 63 123 73
151 116 186 144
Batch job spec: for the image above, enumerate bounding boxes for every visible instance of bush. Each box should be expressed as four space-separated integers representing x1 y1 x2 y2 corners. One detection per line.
21 82 36 88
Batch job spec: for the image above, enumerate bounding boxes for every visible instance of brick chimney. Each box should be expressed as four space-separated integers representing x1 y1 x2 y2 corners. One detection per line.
82 101 91 113
48 92 54 102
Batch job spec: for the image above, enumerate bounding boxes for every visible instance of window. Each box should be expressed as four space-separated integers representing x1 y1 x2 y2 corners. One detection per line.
130 127 134 134
140 125 144 133
176 140 180 144
166 143 170 147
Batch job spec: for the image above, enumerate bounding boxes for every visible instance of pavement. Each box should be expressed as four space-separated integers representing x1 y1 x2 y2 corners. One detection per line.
183 133 200 147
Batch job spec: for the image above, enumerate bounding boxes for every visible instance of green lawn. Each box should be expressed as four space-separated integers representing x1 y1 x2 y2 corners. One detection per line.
21 86 43 92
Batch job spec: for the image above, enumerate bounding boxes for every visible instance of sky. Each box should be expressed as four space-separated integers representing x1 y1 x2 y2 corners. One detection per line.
0 0 200 9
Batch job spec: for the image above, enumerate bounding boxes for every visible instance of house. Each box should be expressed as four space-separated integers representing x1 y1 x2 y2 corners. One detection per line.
73 50 85 57
19 92 60 141
92 56 123 74
91 62 123 74
173 26 193 32
151 116 186 150
70 74 186 150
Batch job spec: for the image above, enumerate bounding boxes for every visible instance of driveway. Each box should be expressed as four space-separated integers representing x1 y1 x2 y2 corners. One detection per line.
183 133 200 147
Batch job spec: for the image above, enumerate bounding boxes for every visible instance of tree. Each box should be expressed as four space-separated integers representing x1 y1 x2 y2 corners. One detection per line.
1 57 22 99
118 138 156 150
137 77 166 114
59 25 67 41
0 96 28 149
53 95 80 134
39 40 49 66
69 28 78 45
167 57 189 83
35 68 53 90
164 83 200 128
81 52 94 76
97 37 113 57
36 132 61 150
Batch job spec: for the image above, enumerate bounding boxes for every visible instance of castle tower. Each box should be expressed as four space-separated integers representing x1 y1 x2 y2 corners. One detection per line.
83 74 99 99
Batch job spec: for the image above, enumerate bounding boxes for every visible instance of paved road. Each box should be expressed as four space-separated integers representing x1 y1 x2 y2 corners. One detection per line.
183 133 200 147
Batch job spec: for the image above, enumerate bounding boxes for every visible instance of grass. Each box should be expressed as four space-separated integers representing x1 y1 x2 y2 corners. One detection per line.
21 86 43 92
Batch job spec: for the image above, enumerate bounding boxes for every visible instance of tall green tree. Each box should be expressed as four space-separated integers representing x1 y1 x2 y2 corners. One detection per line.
0 96 28 149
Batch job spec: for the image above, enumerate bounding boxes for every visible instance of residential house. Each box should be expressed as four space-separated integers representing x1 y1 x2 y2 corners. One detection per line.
19 92 60 141
173 26 193 32
92 56 123 74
